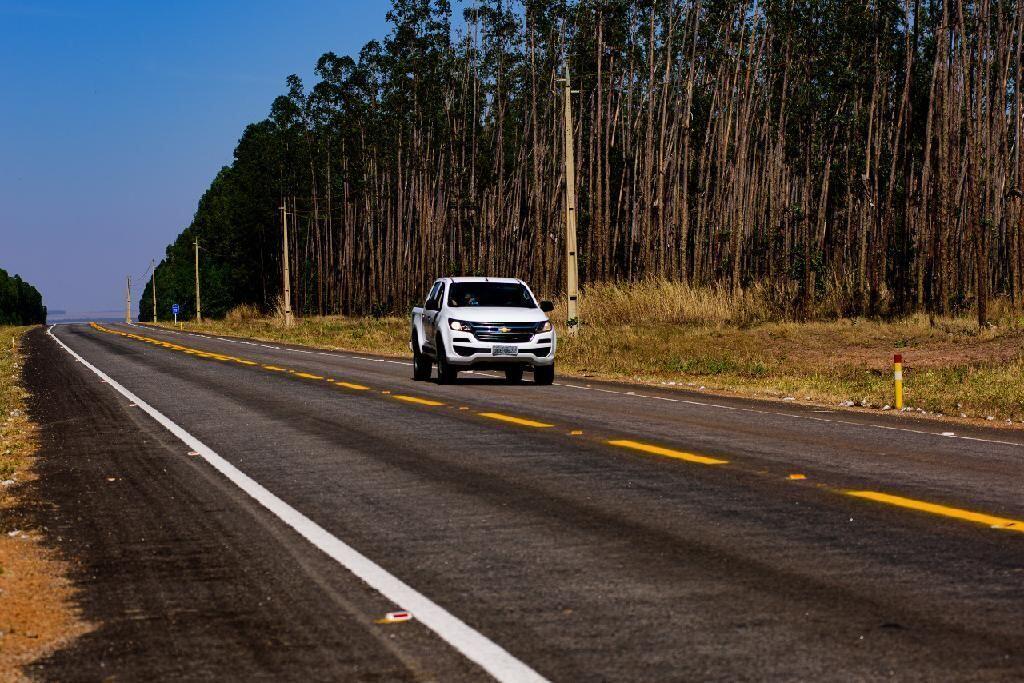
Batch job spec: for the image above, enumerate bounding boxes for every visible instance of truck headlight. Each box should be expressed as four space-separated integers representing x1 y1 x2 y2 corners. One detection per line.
537 320 552 332
449 319 473 332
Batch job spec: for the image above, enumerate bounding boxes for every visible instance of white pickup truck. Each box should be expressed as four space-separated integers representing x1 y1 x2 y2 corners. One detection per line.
410 277 557 385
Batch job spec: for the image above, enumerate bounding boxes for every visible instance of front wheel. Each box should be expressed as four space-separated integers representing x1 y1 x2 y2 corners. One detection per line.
534 364 554 385
435 336 458 384
412 334 432 381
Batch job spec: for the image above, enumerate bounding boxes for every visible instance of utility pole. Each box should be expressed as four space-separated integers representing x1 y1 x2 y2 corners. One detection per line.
194 237 202 322
125 276 131 324
561 62 581 334
151 260 157 323
281 204 294 327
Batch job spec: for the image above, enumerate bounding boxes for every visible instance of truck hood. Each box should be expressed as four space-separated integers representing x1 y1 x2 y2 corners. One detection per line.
445 307 547 323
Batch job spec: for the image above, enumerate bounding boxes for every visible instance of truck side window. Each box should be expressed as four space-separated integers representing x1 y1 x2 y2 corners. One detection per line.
425 282 441 310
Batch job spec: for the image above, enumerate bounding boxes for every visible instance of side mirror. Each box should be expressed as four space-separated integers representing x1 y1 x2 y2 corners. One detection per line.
539 300 555 313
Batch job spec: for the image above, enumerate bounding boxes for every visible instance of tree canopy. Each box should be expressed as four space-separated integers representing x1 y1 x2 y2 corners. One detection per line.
0 268 46 325
143 0 1024 322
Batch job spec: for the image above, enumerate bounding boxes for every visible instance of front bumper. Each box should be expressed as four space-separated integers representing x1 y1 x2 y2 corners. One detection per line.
442 330 556 367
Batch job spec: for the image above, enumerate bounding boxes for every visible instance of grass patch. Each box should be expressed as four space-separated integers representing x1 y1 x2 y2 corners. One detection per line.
0 326 35 491
154 282 1024 424
157 313 409 357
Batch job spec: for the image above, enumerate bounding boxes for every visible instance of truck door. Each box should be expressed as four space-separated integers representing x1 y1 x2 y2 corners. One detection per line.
423 281 442 344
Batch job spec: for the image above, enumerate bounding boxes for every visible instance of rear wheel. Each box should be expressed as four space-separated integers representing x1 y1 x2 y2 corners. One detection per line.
534 364 554 385
505 366 524 384
412 333 432 381
435 335 458 384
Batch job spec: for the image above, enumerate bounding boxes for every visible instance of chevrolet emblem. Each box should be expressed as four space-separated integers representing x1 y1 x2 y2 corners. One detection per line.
499 326 511 333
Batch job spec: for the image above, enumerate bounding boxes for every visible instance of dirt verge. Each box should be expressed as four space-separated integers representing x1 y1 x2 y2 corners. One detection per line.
0 326 91 680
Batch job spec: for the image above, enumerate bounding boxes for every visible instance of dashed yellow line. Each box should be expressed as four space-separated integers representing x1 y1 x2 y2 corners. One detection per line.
87 323 1024 538
334 381 369 391
844 490 1024 533
478 412 553 428
90 324 359 387
608 439 728 466
393 395 445 406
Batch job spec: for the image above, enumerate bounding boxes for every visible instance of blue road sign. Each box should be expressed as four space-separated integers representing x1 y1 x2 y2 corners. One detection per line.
172 304 180 316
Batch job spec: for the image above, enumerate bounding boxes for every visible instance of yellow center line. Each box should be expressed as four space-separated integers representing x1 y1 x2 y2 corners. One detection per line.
844 490 1024 533
90 324 370 390
393 395 445 406
478 412 554 428
334 381 370 391
608 439 728 466
82 323 1024 538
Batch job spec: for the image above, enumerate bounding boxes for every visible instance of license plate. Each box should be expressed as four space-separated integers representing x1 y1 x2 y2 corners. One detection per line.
492 344 519 357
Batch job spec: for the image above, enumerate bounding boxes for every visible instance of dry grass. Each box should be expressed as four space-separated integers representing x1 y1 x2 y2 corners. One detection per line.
165 307 409 357
557 316 1024 421
0 326 91 679
0 327 35 493
555 278 861 327
552 281 1024 422
559 279 777 327
157 285 1024 424
224 302 262 322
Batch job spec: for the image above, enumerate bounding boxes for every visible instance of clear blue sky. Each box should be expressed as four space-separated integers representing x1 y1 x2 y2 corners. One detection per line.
0 0 390 317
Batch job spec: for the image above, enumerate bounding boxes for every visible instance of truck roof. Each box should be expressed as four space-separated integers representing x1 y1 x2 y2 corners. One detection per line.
440 276 523 284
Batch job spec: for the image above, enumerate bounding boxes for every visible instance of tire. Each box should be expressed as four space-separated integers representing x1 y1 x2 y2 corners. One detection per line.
505 366 524 384
435 335 458 384
534 363 554 385
412 333 432 381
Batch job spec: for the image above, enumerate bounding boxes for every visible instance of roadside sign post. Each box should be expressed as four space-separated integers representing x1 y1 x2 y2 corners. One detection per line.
151 260 157 323
172 303 180 327
560 63 581 335
894 354 903 410
194 238 202 322
281 205 294 327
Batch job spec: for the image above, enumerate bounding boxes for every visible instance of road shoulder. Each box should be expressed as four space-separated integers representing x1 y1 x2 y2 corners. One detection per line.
20 325 476 680
0 326 90 680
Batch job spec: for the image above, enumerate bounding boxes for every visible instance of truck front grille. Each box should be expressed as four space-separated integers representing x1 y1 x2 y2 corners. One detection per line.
475 333 533 343
471 322 537 343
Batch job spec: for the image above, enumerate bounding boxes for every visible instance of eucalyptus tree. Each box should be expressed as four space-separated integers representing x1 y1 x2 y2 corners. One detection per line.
146 0 1023 324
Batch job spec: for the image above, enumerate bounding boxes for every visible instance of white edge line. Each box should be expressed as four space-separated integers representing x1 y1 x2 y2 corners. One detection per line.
48 325 546 683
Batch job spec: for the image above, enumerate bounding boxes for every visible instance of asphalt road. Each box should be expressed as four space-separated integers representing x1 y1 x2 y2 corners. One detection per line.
23 322 1024 681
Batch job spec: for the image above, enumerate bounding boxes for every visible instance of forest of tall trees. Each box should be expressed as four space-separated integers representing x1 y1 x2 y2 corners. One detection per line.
0 269 46 325
143 0 1024 323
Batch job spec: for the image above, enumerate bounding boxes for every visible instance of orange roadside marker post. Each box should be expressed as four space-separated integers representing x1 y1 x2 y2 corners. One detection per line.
894 354 904 410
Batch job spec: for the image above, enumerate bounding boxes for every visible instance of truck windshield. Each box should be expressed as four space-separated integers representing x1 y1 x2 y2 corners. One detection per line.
448 282 536 308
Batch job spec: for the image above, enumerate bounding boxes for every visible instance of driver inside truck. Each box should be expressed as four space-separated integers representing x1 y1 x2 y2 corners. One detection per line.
453 291 478 307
